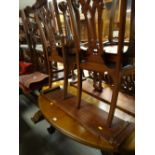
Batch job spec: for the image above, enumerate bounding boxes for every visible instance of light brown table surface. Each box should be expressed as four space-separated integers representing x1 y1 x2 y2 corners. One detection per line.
39 81 135 154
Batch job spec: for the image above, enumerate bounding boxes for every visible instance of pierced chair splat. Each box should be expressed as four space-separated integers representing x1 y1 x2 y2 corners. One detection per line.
35 3 76 98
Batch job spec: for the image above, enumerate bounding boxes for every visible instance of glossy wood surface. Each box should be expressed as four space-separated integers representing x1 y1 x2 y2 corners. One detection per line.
20 1 135 154
71 78 135 117
39 82 135 153
67 0 131 128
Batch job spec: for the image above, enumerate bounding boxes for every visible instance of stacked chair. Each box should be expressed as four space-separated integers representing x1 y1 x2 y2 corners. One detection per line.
69 0 135 114
19 7 49 94
34 0 77 98
67 0 135 146
19 4 50 123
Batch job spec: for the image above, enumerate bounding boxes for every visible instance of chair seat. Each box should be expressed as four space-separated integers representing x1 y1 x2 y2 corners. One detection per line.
80 62 114 75
104 45 128 54
20 44 43 51
19 44 29 49
35 44 43 51
19 71 49 92
19 33 26 42
19 61 33 75
80 42 128 54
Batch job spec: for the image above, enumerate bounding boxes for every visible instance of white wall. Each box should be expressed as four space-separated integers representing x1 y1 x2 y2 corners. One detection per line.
19 0 65 9
19 0 36 9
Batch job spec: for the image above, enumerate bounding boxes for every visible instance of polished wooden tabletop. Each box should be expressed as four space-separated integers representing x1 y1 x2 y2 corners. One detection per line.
39 81 135 154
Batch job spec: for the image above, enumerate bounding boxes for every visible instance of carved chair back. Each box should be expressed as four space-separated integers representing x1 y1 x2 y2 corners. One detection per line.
104 0 135 65
19 6 50 93
35 3 76 97
35 6 61 87
21 7 49 74
68 0 128 127
20 9 37 69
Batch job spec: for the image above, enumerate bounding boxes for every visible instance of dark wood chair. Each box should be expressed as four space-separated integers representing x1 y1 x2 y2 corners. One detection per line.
20 3 51 73
77 0 135 94
19 10 33 74
19 7 41 72
19 9 33 64
69 1 135 121
118 0 135 96
19 8 49 94
20 6 51 124
103 0 135 95
35 3 76 98
68 0 132 128
103 0 135 66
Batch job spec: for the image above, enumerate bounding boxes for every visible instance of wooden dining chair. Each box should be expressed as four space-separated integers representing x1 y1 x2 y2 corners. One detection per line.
76 0 135 93
68 0 130 128
19 10 33 74
20 5 52 124
119 0 135 95
35 3 76 98
20 7 41 71
103 0 135 66
19 9 34 64
19 8 49 94
103 0 135 95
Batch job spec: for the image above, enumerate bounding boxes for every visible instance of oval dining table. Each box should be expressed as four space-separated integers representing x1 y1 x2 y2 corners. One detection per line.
39 81 135 155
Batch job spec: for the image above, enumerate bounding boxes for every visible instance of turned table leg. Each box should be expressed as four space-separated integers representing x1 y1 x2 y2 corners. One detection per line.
47 125 56 134
31 110 44 124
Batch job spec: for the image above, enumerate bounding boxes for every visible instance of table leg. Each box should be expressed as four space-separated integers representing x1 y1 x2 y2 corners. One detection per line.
47 125 56 134
31 110 44 124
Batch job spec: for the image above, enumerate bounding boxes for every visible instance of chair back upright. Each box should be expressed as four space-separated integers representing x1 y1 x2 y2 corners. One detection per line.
20 9 35 64
21 6 49 73
35 2 76 95
68 0 128 127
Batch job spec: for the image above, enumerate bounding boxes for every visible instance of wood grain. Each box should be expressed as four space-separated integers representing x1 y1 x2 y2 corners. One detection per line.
39 86 134 151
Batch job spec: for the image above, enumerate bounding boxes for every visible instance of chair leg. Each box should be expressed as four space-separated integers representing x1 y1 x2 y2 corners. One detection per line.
53 61 58 70
71 68 77 81
93 72 97 89
77 68 83 109
106 83 119 127
63 62 69 99
82 70 85 78
48 61 53 88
